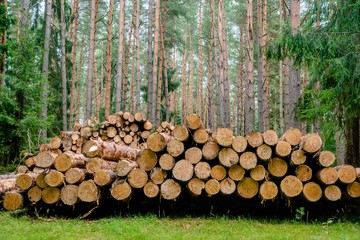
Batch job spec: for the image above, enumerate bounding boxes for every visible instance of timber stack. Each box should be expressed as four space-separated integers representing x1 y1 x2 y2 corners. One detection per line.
1 113 359 215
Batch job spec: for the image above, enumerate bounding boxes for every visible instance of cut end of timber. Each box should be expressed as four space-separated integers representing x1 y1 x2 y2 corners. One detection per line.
216 128 234 147
303 133 323 154
302 182 322 202
259 181 278 200
3 192 23 211
280 175 303 198
186 114 203 130
161 179 181 200
237 177 259 199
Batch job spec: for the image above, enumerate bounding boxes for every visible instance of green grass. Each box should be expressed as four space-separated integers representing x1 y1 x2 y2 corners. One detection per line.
0 211 359 240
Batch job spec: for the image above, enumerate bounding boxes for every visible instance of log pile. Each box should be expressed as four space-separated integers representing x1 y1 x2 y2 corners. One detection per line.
1 113 359 215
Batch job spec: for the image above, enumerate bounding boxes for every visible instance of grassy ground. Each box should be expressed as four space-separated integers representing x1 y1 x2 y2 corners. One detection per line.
0 211 359 240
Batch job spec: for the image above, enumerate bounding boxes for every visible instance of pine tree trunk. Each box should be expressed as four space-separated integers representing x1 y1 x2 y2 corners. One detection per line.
290 0 301 129
69 0 79 129
135 0 141 112
245 0 255 133
257 0 264 132
262 0 270 131
76 36 85 122
105 0 114 118
60 0 68 131
40 0 53 139
147 0 154 118
116 0 125 112
181 51 187 123
85 0 98 120
236 29 244 135
150 0 160 124
0 0 7 86
207 0 215 130
188 41 194 114
197 0 204 119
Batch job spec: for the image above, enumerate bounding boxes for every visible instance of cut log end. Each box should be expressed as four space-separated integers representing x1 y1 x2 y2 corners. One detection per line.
167 139 184 157
27 186 42 203
239 152 258 170
280 175 303 198
194 162 211 180
262 130 278 146
268 158 288 178
318 151 336 167
186 114 202 130
228 165 245 181
42 187 61 204
295 164 312 182
246 132 263 148
275 141 292 157
3 191 23 211
323 185 342 201
202 141 220 161
188 178 205 196
346 181 360 198
210 165 227 181
219 148 239 167
232 136 248 153
337 164 357 184
205 179 220 196
193 128 209 144
237 177 259 199
137 149 158 171
161 179 181 200
256 144 272 161
220 178 236 195
216 128 234 147
303 133 323 154
128 168 148 188
172 125 189 142
78 180 99 202
111 180 132 201
185 147 203 164
159 153 175 171
318 167 338 185
61 185 79 206
250 164 266 181
172 160 194 182
44 171 64 187
143 182 159 198
147 133 168 152
302 182 322 202
290 150 306 165
259 181 278 200
283 128 302 146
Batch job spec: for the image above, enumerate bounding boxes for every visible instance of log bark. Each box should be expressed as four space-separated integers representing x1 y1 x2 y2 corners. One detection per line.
172 160 194 182
136 149 158 171
54 152 87 172
302 133 322 154
3 191 23 211
318 167 338 185
268 158 288 178
0 178 17 195
290 149 306 165
295 164 312 182
205 179 220 196
94 169 116 186
250 164 266 181
220 178 236 195
318 151 336 167
166 140 184 157
228 165 245 181
219 148 239 167
259 181 278 200
159 154 175 170
60 184 79 206
143 182 159 198
237 177 259 199
336 164 357 184
173 124 189 142
65 168 86 184
44 170 64 187
302 182 322 202
256 144 272 161
78 180 99 202
42 186 61 204
246 132 263 148
111 180 132 201
202 141 220 161
262 130 278 146
161 179 181 200
210 165 227 181
275 140 292 157
239 151 257 170
86 158 117 174
27 186 42 203
187 178 205 197
216 128 234 147
280 175 303 197
194 162 211 180
232 136 248 153
323 185 341 201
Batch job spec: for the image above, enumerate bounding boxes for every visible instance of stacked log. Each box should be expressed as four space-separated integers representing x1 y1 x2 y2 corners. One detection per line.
1 113 359 215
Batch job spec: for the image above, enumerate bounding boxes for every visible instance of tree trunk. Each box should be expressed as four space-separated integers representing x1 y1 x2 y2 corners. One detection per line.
236 29 244 135
181 51 187 123
197 0 204 119
207 0 215 130
0 0 7 86
60 0 68 131
105 0 114 118
290 0 301 129
147 0 154 118
135 0 141 112
76 35 85 122
40 0 53 139
116 0 125 112
69 0 79 129
85 0 98 120
257 0 264 132
262 0 270 131
245 0 255 133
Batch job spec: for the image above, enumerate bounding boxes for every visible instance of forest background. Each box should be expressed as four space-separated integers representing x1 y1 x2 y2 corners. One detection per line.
0 0 359 172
